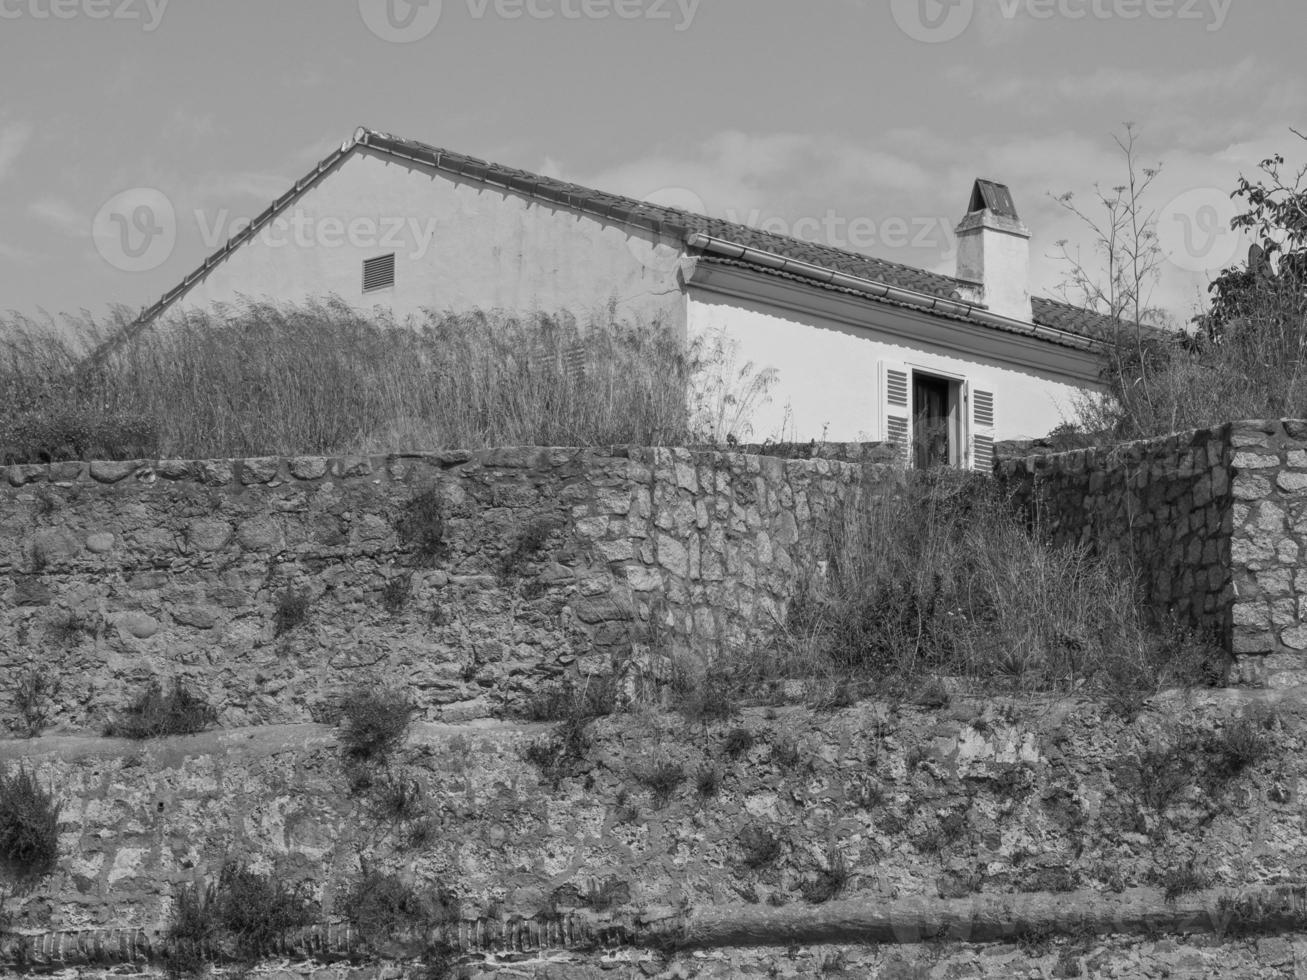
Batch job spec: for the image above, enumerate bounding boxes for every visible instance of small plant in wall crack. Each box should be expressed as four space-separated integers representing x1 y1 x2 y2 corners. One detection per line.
273 588 311 638
395 486 448 566
339 686 414 765
12 667 61 738
382 570 413 615
498 516 557 578
103 680 217 739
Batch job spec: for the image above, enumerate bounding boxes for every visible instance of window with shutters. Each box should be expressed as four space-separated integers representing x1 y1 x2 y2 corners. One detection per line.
362 253 396 293
881 363 994 471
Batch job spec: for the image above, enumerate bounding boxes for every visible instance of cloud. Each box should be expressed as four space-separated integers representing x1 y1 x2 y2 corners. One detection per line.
28 196 88 238
0 120 33 183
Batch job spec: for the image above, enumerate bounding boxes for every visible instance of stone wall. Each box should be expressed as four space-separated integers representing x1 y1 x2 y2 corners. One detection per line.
2 686 1304 974
998 419 1307 677
0 447 882 733
997 426 1233 643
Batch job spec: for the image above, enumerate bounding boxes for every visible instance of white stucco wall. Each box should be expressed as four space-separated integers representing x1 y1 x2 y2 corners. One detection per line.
172 149 687 333
687 289 1095 444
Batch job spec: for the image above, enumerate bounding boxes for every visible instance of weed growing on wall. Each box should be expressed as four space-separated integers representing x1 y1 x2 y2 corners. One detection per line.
340 868 459 952
273 589 311 638
339 687 413 763
801 847 851 904
381 571 413 615
44 608 99 649
104 680 217 739
396 487 448 566
11 667 60 738
737 825 782 871
0 766 60 892
498 516 556 577
167 861 317 975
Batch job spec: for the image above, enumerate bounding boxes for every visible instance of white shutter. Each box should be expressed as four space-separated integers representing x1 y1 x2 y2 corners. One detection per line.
970 385 996 472
881 362 911 464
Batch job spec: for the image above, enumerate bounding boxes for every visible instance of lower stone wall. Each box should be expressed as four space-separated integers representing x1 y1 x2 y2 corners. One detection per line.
996 426 1233 644
999 419 1307 671
0 447 880 733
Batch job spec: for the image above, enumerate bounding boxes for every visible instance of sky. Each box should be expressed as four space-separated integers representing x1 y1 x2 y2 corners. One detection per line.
2 0 1306 328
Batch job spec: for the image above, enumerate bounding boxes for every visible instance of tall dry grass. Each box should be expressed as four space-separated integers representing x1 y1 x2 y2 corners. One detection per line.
769 469 1224 711
0 300 733 463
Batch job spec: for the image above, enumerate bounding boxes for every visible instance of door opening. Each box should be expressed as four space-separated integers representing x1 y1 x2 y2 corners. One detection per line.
912 373 960 469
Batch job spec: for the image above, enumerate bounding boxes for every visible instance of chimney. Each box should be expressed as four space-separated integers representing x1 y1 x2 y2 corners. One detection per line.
954 179 1031 323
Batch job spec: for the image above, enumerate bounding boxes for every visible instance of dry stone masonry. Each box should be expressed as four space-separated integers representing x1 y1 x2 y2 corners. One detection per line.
999 419 1307 683
0 447 884 730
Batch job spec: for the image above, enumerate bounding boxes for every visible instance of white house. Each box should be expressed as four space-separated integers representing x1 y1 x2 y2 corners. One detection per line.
128 127 1115 468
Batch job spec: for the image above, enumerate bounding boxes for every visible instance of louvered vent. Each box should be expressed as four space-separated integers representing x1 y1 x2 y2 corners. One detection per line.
973 389 995 428
973 435 995 471
362 253 396 293
887 417 910 446
886 369 909 409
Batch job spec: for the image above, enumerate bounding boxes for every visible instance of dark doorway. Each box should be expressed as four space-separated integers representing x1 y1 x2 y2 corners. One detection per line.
913 374 952 469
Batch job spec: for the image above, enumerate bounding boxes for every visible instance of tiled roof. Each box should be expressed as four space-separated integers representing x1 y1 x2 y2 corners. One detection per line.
123 126 1126 349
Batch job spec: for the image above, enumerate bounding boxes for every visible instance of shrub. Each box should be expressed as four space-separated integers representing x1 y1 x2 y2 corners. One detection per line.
695 766 721 800
770 736 802 770
722 727 754 760
339 687 413 762
1161 858 1211 901
382 572 413 615
520 674 621 724
12 667 60 738
802 848 850 904
1204 717 1275 780
45 609 98 648
498 517 556 577
738 825 781 870
104 681 217 739
0 766 60 890
523 714 591 787
167 861 316 973
637 759 686 808
273 589 311 637
339 869 458 942
396 488 447 565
